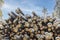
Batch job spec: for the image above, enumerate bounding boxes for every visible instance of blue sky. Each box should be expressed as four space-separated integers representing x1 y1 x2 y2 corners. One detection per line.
2 0 55 19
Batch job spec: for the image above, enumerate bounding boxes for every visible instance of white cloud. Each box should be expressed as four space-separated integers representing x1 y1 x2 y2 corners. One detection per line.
2 2 43 19
2 4 11 9
2 3 18 11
